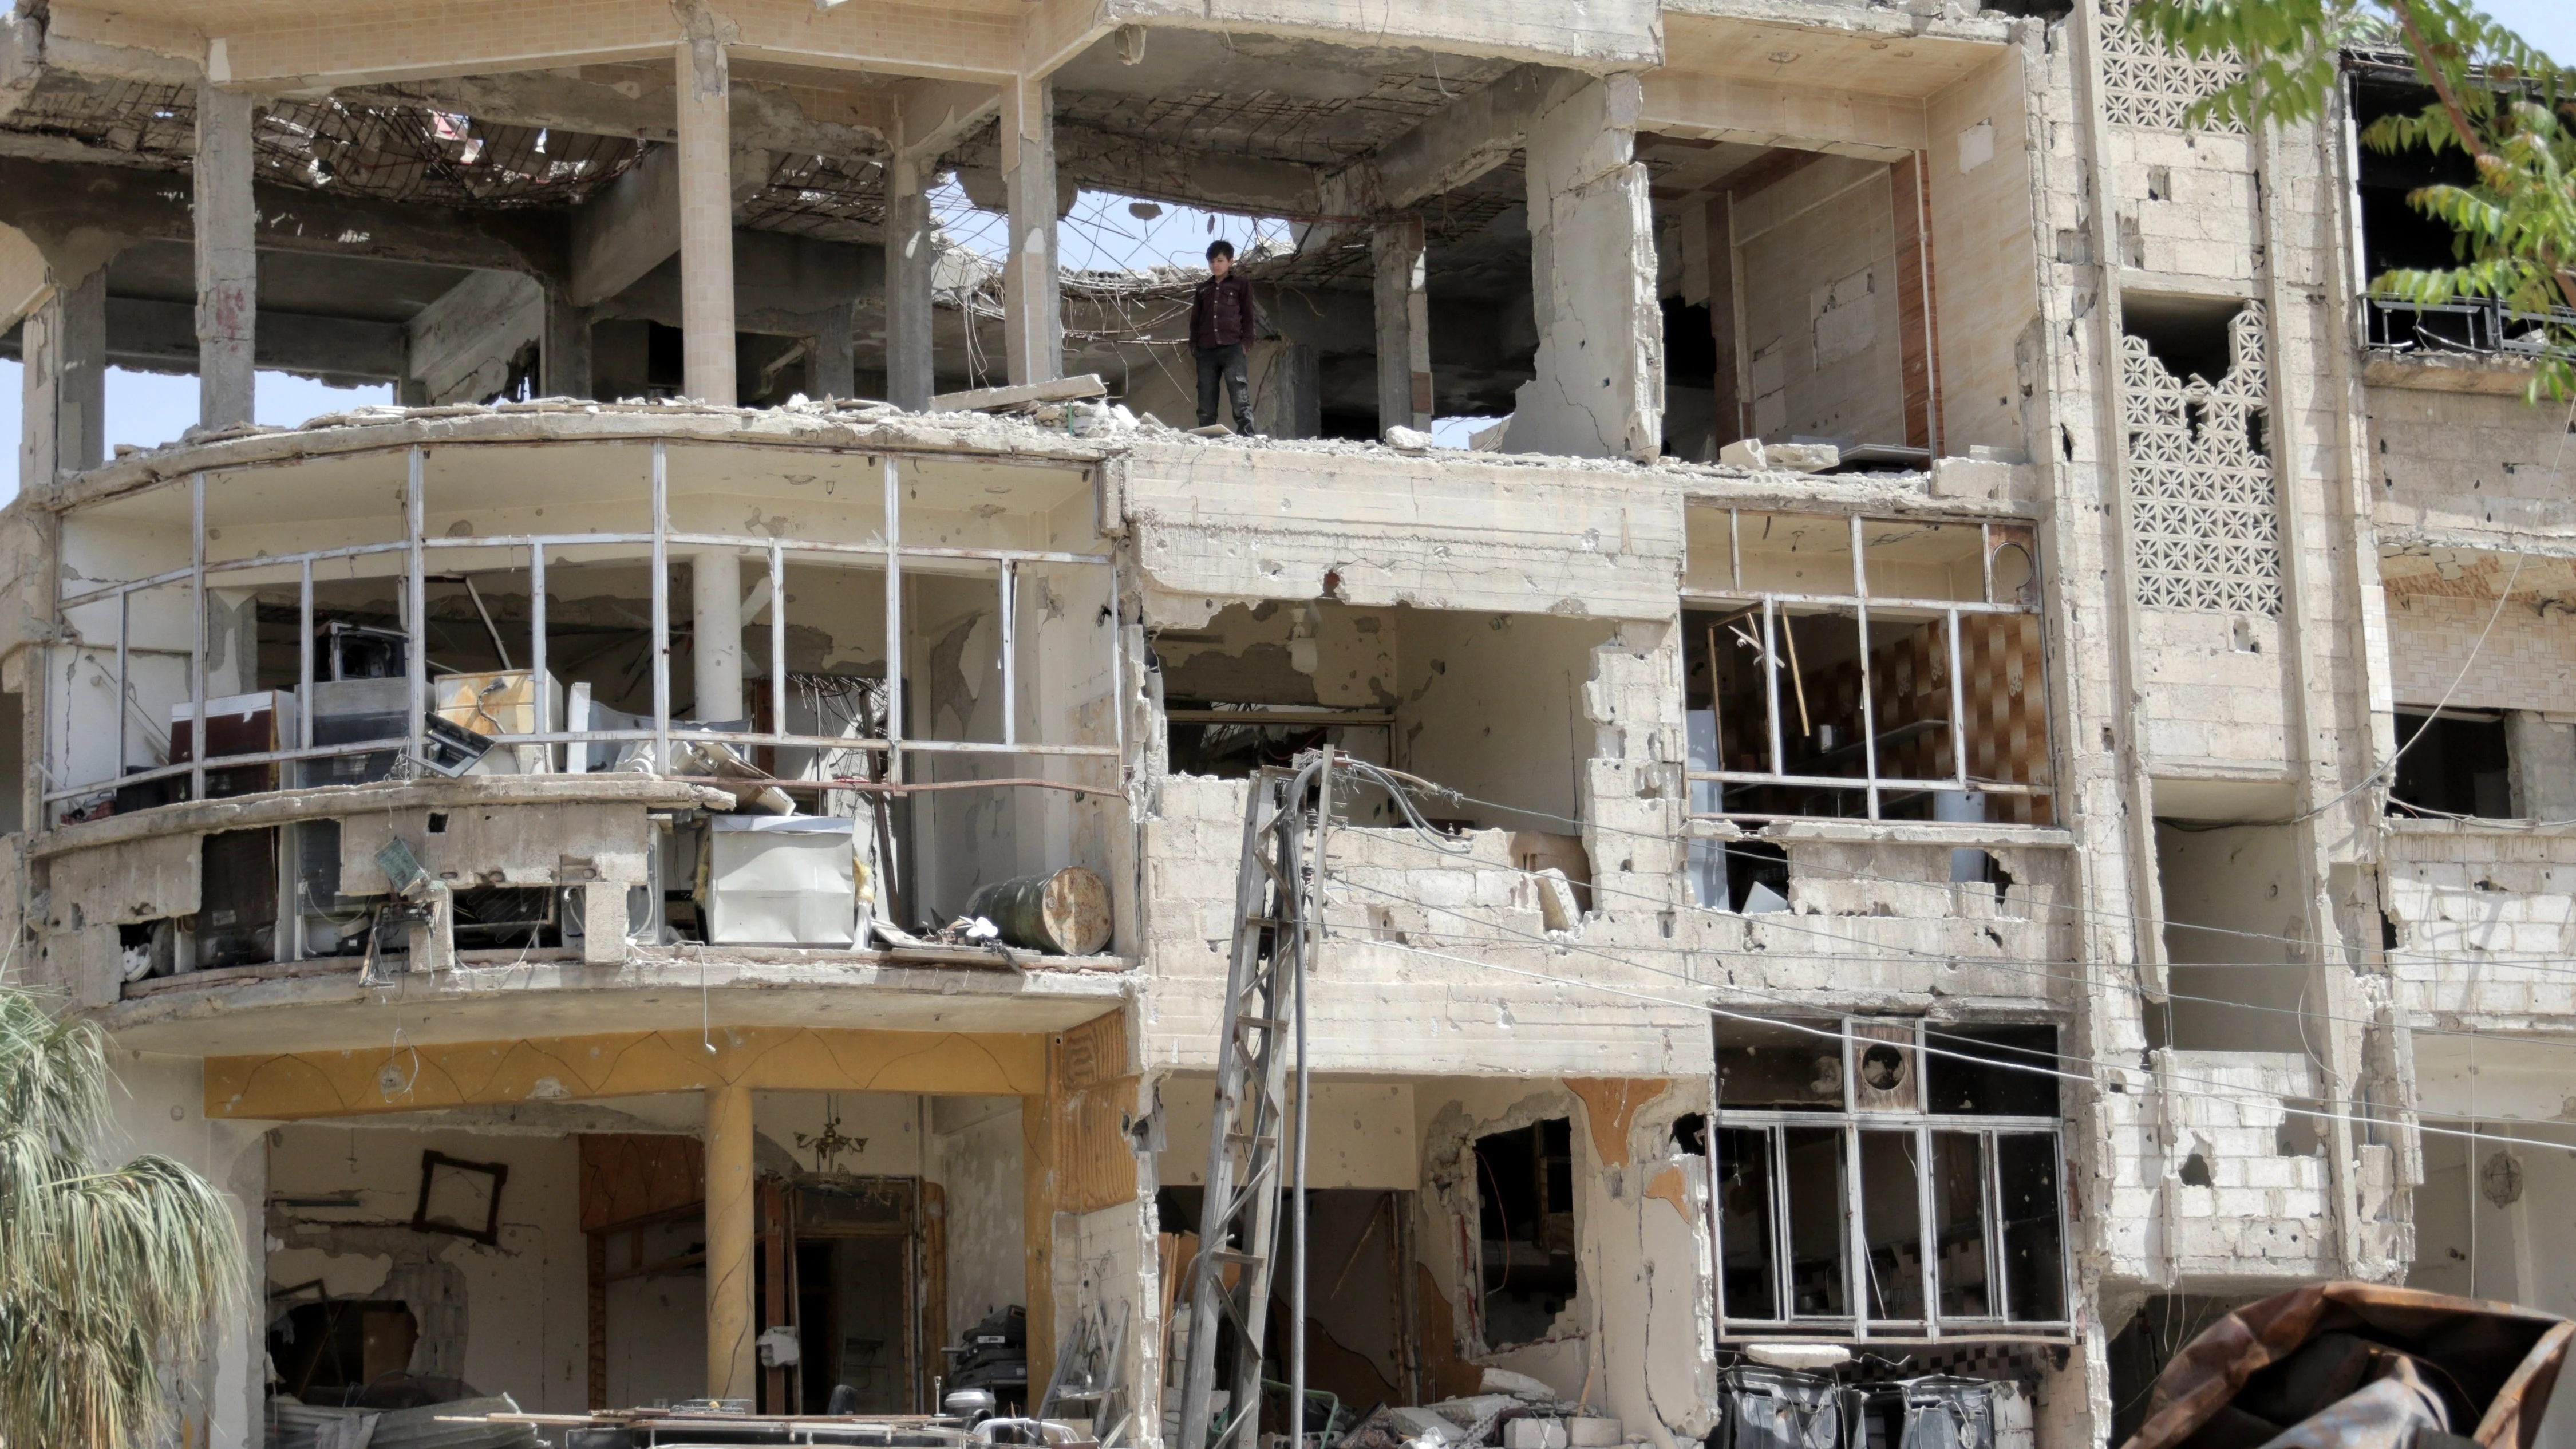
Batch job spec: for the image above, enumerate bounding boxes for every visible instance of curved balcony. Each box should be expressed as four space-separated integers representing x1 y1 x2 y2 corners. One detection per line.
29 406 1133 1044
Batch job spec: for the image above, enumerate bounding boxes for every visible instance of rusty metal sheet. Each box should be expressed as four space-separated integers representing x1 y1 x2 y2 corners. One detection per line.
2120 1284 2573 1449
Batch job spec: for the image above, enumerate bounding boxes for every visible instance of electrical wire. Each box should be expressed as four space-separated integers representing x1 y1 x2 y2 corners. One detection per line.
1382 773 2576 974
1334 819 2576 1060
1348 907 2576 1156
1295 753 2574 1150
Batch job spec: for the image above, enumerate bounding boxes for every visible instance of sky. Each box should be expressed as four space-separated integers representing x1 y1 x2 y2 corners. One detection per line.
2480 0 2575 58
3 0 2570 487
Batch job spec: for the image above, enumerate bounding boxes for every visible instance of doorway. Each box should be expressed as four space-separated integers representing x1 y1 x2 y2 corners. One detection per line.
791 1176 922 1414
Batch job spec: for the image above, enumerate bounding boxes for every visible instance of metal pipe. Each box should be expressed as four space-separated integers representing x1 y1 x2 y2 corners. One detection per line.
298 560 314 750
769 541 787 771
189 472 207 801
651 443 671 772
114 591 129 779
406 449 427 772
999 560 1017 748
531 546 550 765
1290 747 1332 1449
464 574 512 670
884 455 904 785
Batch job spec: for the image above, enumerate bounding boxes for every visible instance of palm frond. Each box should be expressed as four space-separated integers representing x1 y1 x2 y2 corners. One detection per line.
0 988 242 1449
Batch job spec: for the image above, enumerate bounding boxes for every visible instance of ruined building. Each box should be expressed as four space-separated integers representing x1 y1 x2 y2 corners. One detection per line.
0 0 2569 1445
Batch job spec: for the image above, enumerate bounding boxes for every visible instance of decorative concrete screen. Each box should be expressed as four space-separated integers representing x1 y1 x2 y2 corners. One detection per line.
2122 303 2282 616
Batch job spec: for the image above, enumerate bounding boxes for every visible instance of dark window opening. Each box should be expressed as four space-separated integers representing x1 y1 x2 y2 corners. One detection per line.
2353 76 2481 278
267 1299 420 1405
2352 73 2550 355
646 321 685 390
1717 1018 1844 1111
2108 1297 2259 1446
1475 1118 1577 1348
1673 1112 1709 1156
1318 409 1380 442
2122 293 2246 385
1663 298 1719 386
2389 709 2511 818
1923 1025 2060 1116
1721 835 1803 913
1164 713 1389 781
197 827 278 970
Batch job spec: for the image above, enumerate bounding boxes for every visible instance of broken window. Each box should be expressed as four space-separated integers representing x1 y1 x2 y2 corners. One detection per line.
1155 602 1611 830
1685 511 2051 824
2389 709 2511 819
1712 1018 2071 1339
266 1298 421 1404
1473 1118 1577 1348
2350 69 2567 356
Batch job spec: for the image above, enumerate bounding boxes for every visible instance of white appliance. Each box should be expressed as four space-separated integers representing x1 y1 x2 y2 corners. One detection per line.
706 815 858 946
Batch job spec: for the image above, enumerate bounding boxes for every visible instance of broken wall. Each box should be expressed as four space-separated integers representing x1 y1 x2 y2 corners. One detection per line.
1733 157 1905 449
1927 46 2042 455
2384 820 2576 1026
267 1123 592 1412
933 1095 1027 1335
2152 820 2308 1053
1410 1076 1717 1446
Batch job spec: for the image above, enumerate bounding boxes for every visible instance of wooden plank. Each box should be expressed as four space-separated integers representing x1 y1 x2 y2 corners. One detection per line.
929 374 1107 413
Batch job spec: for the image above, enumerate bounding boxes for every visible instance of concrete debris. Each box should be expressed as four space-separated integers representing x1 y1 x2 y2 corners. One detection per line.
1483 1368 1556 1399
269 1396 539 1449
1383 425 1436 451
1386 1407 1467 1444
1717 438 1840 473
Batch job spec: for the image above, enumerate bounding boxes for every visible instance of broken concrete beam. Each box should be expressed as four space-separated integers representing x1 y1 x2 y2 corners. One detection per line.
930 373 1105 413
1718 438 1839 473
1930 455 2011 499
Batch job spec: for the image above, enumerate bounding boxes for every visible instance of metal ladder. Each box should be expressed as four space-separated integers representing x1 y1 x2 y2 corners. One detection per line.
1174 754 1333 1449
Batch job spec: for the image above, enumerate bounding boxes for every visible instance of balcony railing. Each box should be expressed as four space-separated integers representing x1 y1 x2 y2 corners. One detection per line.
2365 294 2576 360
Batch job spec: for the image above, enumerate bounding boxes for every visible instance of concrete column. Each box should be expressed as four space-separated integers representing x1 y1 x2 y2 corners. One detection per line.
17 293 56 488
675 36 738 404
693 548 744 721
1506 74 1661 460
704 1081 757 1403
1257 339 1321 439
1703 193 1743 441
809 300 856 399
886 148 936 410
999 78 1061 386
542 285 592 399
1371 219 1431 436
53 267 106 475
2507 710 2576 819
194 84 258 429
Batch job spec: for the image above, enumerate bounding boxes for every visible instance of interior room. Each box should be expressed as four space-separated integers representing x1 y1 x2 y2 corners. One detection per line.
1682 510 2050 824
263 1089 1029 1418
1152 601 1614 831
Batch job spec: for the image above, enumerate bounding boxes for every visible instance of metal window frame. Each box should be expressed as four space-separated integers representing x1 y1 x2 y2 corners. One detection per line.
45 442 1120 809
1708 1018 2075 1345
1684 508 2049 823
